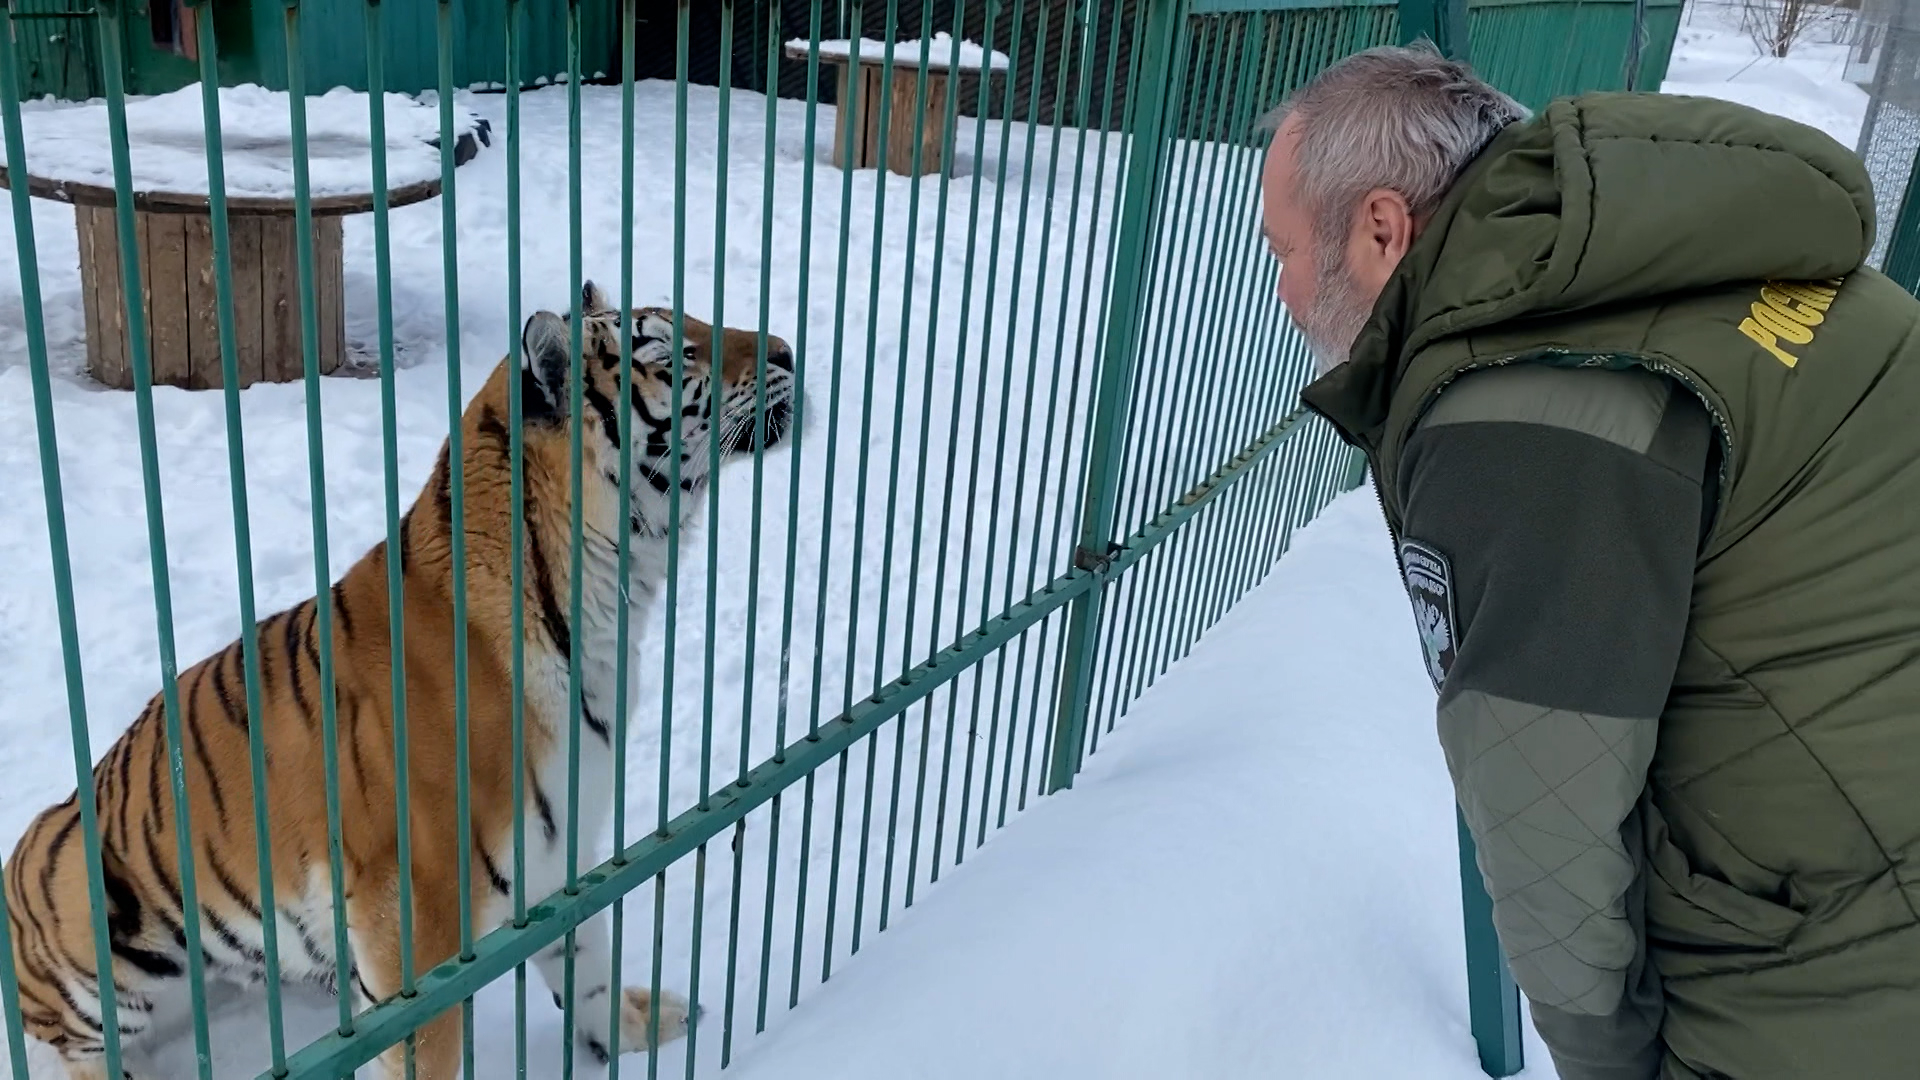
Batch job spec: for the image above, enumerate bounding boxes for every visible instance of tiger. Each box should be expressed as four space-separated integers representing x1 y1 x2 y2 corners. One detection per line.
2 281 799 1079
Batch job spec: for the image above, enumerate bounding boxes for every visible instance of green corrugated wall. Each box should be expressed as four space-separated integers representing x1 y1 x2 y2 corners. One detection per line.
43 0 618 102
222 0 617 95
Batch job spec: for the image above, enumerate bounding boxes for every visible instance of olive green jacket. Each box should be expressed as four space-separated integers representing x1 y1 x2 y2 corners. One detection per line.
1301 92 1920 1079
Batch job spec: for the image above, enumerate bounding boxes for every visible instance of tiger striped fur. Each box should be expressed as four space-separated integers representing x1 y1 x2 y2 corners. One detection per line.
2 281 798 1079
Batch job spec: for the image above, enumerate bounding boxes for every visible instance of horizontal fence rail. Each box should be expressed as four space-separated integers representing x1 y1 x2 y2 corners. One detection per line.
0 0 1677 1078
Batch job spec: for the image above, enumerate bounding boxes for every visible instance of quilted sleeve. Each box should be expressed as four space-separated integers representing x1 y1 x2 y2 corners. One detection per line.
1395 362 1715 1079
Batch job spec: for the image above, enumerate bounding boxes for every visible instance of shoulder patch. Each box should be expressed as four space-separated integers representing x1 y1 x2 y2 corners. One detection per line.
1399 539 1458 691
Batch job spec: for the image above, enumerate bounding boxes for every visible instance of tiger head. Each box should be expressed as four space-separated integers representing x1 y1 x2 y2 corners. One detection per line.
517 280 799 533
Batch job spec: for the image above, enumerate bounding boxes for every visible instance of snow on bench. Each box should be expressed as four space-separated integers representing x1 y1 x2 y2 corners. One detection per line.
0 84 490 391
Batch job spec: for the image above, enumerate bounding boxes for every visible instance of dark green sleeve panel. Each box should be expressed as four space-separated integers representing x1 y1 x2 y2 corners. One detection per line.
1396 363 1712 1077
1406 363 1710 718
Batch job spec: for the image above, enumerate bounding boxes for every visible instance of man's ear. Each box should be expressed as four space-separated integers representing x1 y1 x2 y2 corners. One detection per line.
520 310 571 420
1351 187 1416 294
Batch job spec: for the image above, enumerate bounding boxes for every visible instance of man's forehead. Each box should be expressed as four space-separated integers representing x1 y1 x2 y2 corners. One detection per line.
1260 121 1301 246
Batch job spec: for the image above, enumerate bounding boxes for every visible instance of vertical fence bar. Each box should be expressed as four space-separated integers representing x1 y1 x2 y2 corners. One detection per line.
651 1 695 1072
608 0 640 1073
1395 0 1526 1067
998 1 1076 820
779 0 827 1021
872 0 942 936
93 2 218 1074
503 0 532 1075
431 1 477 1075
179 0 294 1071
0 2 126 1075
1402 0 1469 56
900 0 974 915
1460 810 1526 1078
683 0 736 1066
809 0 867 984
1047 0 1182 794
843 0 903 964
562 1 589 1074
724 0 783 1057
977 0 1050 838
1081 0 1161 741
1101 10 1202 716
1878 150 1920 294
927 0 1004 884
953 0 1028 865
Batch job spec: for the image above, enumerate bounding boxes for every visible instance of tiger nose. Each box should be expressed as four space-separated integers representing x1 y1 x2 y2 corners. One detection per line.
768 341 795 372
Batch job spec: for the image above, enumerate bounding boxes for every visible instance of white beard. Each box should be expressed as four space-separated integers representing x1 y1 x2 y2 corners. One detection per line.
1296 251 1376 378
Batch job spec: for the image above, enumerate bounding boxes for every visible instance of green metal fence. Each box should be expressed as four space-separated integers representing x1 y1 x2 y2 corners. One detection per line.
1 0 1675 1077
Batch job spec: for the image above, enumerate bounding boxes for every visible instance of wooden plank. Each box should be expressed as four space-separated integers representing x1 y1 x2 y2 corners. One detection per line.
86 205 130 390
316 216 344 376
133 210 156 385
230 214 265 387
885 68 949 177
185 214 221 388
146 212 192 389
859 65 882 170
260 215 299 383
922 72 950 178
178 3 199 62
76 206 103 386
832 59 851 169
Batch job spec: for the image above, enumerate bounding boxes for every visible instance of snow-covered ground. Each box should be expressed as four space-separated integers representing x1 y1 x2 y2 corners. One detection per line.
719 488 1565 1080
0 2 1873 1077
1661 0 1869 147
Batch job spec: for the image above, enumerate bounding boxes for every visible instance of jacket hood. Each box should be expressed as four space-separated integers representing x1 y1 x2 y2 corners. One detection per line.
1299 91 1875 447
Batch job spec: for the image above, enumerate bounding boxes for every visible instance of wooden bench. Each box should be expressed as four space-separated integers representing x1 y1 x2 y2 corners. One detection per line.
0 87 489 391
786 33 1010 177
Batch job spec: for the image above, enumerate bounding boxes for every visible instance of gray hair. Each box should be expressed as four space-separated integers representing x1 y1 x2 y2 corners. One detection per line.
1260 42 1528 249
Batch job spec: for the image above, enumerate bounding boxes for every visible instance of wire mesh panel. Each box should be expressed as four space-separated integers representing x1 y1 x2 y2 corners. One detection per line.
1856 0 1920 277
0 0 1677 1078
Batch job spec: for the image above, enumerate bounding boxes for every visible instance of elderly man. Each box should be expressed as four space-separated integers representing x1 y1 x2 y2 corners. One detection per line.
1267 42 1920 1080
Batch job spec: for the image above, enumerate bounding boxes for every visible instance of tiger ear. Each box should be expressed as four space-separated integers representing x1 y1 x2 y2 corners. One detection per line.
581 279 612 316
520 310 571 420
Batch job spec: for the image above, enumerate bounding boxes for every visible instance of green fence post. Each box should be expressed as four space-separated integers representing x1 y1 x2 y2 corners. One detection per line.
1881 146 1920 296
1044 0 1183 796
1394 2 1524 1074
1398 0 1469 59
1625 0 1649 89
1459 810 1525 1077
1342 446 1369 492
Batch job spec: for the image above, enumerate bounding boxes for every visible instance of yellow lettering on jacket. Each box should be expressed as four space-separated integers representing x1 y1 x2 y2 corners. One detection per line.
1737 275 1846 369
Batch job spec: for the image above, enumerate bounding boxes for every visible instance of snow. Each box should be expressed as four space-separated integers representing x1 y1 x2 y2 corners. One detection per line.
0 3 1874 1077
791 34 1012 72
716 488 1568 1080
1659 0 1869 148
9 83 487 200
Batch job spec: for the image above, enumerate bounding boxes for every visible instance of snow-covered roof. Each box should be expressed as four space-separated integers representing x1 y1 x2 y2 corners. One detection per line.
8 83 488 204
785 33 1012 73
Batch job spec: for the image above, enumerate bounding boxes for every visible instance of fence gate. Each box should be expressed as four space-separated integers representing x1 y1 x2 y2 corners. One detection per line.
1 1 1676 1078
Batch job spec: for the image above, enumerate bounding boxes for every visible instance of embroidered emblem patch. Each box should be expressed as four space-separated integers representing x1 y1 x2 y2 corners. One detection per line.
1399 539 1457 691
